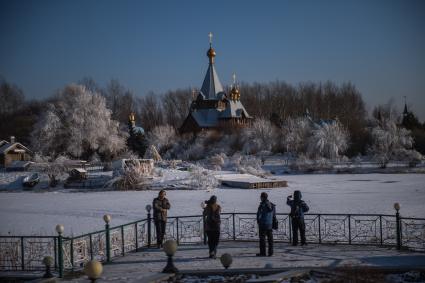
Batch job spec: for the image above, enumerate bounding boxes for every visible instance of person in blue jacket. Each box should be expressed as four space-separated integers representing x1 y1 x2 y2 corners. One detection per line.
256 192 276 256
287 190 309 246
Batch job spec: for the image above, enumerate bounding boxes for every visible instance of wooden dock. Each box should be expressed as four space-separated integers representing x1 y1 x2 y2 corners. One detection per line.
215 174 287 189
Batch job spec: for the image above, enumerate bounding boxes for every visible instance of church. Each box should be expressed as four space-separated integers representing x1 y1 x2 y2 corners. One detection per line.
179 33 252 134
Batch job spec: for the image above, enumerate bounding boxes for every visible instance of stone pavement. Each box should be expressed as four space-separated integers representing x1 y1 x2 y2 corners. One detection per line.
61 241 425 282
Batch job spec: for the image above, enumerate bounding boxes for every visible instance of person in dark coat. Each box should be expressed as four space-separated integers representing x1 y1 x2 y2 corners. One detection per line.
256 192 276 256
203 195 221 258
153 190 170 248
287 190 309 246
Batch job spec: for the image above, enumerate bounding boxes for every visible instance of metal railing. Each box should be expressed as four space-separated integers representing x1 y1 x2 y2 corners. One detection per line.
1 209 424 276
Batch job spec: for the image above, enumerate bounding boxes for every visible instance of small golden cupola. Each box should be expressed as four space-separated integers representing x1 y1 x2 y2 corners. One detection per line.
230 73 241 101
129 112 136 127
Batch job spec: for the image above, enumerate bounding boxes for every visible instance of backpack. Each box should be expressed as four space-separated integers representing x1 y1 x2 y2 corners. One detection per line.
206 206 221 227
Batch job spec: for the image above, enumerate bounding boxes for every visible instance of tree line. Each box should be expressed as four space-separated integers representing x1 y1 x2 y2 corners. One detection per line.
1 76 424 158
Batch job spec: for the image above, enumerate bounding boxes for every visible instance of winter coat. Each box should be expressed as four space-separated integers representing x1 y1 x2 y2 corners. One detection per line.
153 197 170 222
257 200 275 230
203 203 221 231
287 191 309 218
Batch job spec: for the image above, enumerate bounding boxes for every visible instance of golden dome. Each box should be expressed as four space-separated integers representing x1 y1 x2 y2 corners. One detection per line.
230 86 240 101
207 47 216 57
207 47 216 63
129 112 135 122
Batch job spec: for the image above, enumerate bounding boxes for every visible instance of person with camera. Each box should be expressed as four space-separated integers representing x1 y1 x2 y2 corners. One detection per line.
256 192 276 257
287 190 309 246
153 190 170 248
203 195 221 258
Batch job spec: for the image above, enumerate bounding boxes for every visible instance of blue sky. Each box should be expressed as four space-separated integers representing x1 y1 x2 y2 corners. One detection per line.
1 0 424 120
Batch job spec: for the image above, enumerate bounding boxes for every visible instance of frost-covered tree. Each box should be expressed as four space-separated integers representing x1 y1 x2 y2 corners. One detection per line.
31 84 126 160
242 118 277 154
281 117 312 155
307 120 349 160
146 124 176 155
369 119 415 167
33 154 70 187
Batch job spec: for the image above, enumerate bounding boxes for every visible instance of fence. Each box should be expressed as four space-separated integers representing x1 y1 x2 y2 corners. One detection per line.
1 210 424 277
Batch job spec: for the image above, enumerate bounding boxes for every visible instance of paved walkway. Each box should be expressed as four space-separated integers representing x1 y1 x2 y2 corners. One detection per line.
62 242 425 283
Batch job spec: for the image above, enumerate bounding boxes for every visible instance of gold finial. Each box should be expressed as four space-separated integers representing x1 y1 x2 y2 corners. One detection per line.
129 112 135 122
230 73 240 101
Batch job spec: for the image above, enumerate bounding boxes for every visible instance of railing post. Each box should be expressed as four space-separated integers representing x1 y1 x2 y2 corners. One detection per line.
318 215 321 244
288 216 292 244
70 238 74 269
104 215 111 262
55 225 64 278
135 222 139 251
176 217 180 245
348 215 351 244
89 234 93 260
396 210 401 250
144 205 153 248
58 235 63 278
147 212 152 248
232 213 236 241
54 237 57 270
121 225 125 256
203 214 207 245
105 223 111 262
379 215 383 246
20 237 24 271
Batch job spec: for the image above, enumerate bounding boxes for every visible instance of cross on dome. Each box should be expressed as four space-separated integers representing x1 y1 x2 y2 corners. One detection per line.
208 32 213 46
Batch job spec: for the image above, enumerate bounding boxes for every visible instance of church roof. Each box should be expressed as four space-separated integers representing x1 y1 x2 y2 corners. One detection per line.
191 108 221 127
220 100 251 119
200 60 224 100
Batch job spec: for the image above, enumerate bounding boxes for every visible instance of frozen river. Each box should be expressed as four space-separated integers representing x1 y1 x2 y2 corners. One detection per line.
0 173 424 236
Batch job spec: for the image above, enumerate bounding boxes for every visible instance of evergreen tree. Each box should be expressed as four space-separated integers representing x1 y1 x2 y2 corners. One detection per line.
127 114 148 157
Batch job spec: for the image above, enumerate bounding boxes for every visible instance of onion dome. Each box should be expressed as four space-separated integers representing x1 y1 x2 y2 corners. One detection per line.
207 47 216 64
230 86 240 101
129 112 136 122
230 73 241 101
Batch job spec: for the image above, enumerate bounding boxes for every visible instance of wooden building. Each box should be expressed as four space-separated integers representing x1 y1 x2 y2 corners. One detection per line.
180 33 252 134
0 137 33 168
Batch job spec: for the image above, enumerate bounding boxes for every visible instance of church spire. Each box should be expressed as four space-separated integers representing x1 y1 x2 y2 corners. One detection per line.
200 32 224 99
403 96 408 116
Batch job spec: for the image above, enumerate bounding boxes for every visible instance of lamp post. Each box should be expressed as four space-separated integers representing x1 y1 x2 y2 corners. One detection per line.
103 214 111 262
220 253 232 269
162 240 178 273
394 203 401 250
84 260 103 283
146 205 152 247
55 224 64 278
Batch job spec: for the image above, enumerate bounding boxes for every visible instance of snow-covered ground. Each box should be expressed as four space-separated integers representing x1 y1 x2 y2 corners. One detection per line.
0 173 424 236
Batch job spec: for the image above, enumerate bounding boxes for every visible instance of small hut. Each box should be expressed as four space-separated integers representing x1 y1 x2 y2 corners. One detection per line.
0 137 32 168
